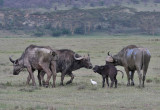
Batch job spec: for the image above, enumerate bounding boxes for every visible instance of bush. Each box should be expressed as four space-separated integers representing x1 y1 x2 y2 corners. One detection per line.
44 24 52 30
154 0 160 3
0 0 4 6
90 3 95 7
52 30 62 37
74 27 85 34
99 1 104 6
34 30 44 37
131 0 140 4
96 25 102 30
62 28 71 35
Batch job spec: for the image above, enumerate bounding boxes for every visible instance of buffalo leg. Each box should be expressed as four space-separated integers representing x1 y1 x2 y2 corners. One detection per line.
66 72 74 85
51 61 57 88
26 75 31 85
60 73 65 86
37 70 46 86
40 71 46 86
106 76 109 87
26 69 35 85
44 69 52 87
41 64 52 87
130 70 135 86
27 67 36 86
110 80 114 88
125 68 130 86
142 69 148 87
143 51 151 87
142 62 149 87
37 70 42 86
114 76 117 88
142 71 146 87
110 76 114 88
102 77 105 88
136 67 142 88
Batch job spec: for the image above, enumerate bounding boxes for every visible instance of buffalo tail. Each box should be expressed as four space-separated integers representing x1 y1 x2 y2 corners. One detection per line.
117 70 124 79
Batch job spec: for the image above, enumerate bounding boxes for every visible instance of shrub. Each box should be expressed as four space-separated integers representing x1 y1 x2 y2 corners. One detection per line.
44 24 52 30
34 30 44 37
62 28 71 35
52 30 62 37
74 27 85 34
154 0 160 3
90 3 95 7
131 0 140 4
0 0 4 6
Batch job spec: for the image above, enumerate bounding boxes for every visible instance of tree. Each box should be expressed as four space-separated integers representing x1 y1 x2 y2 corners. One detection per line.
131 0 140 4
154 0 160 3
138 15 158 35
0 0 4 6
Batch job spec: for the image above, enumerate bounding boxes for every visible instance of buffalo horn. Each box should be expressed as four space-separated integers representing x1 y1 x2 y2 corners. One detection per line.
74 54 84 60
108 51 114 58
9 56 15 63
108 51 112 56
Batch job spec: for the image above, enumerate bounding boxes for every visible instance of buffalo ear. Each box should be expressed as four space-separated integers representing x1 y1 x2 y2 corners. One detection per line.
14 60 19 65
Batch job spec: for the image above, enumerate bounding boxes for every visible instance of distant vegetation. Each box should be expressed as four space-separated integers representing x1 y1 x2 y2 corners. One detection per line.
0 0 160 37
1 0 160 11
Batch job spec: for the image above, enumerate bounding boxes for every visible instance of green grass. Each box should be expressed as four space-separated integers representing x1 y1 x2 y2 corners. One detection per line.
0 35 160 110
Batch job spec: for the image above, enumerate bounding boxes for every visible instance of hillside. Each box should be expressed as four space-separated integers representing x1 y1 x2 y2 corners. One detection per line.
0 0 160 12
0 6 160 37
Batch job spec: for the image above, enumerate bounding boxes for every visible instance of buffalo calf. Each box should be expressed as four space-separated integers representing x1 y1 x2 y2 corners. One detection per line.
93 62 123 88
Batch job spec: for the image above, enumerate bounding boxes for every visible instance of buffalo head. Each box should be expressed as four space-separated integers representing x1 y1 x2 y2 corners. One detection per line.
74 54 93 69
106 52 120 66
9 56 24 75
93 65 104 74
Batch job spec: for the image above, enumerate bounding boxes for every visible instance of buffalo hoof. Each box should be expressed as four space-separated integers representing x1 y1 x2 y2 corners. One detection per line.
32 83 36 86
131 82 135 86
52 85 55 88
66 80 72 85
45 82 49 88
127 83 130 86
60 83 64 86
42 81 46 87
137 85 141 88
39 84 42 87
45 83 49 88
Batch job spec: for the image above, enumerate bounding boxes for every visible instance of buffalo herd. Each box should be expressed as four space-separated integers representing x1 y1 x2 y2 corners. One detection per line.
9 44 151 88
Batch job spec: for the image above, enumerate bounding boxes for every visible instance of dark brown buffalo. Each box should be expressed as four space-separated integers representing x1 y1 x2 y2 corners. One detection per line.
9 45 57 87
93 61 124 88
106 45 151 87
36 49 93 86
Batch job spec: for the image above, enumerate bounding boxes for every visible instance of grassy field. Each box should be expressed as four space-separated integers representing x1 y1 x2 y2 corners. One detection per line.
0 36 160 110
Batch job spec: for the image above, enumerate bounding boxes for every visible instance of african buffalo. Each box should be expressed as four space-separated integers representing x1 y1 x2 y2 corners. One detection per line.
106 45 151 87
9 45 57 87
32 49 93 86
93 61 124 88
